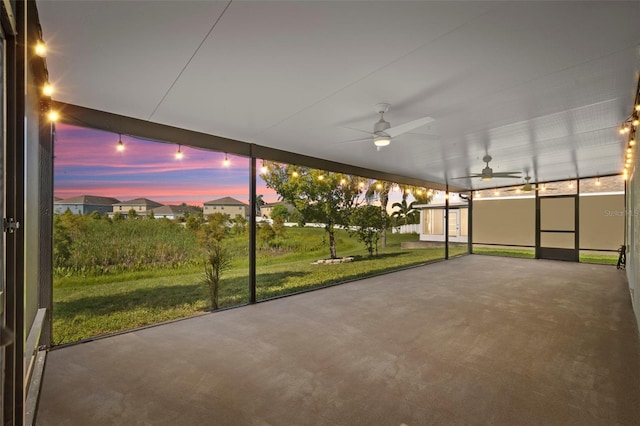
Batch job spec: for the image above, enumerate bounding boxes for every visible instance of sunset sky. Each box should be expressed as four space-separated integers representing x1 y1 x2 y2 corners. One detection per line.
54 123 279 206
53 124 423 209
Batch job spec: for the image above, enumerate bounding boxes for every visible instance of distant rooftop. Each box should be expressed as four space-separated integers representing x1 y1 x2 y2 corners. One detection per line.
55 195 120 205
203 197 247 206
114 198 163 208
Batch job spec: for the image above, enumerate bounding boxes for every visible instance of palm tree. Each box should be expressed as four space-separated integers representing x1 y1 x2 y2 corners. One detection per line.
391 199 418 226
365 180 393 248
255 194 265 216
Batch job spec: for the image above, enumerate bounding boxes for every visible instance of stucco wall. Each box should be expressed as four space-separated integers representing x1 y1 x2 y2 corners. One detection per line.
580 194 625 250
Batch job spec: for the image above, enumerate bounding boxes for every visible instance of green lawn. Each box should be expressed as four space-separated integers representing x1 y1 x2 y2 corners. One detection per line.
54 229 465 345
472 246 619 265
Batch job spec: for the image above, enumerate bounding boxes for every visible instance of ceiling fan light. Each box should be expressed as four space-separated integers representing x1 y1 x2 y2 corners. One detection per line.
374 136 391 147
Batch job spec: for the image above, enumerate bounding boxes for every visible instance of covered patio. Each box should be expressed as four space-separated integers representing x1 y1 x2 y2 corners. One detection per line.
37 255 639 425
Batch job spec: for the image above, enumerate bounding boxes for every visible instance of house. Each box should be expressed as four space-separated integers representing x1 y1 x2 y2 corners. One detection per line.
203 197 249 219
260 201 294 219
111 198 163 217
54 195 120 215
148 205 199 220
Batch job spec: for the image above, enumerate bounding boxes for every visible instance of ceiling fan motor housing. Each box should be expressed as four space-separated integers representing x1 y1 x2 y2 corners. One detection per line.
481 166 493 180
374 118 390 134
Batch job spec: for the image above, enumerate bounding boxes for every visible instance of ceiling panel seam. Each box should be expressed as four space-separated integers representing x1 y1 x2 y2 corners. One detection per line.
248 4 498 140
147 0 233 121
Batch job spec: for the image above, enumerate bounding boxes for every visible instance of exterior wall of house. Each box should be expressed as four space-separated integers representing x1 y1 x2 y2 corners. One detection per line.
204 204 248 218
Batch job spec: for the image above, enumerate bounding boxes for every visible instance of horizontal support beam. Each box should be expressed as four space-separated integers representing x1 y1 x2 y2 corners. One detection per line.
52 101 463 192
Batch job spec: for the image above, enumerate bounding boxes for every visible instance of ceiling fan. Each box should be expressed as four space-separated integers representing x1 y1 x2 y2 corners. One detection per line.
343 103 435 150
506 176 557 192
454 155 522 181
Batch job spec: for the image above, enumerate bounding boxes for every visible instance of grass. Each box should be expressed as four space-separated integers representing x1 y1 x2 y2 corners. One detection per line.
53 228 459 344
473 246 619 265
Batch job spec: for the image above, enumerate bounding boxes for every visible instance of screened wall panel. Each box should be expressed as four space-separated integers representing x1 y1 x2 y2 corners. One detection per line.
472 198 535 246
579 194 624 250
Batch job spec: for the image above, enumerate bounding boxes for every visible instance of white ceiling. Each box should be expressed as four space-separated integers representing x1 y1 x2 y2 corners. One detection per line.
37 0 640 190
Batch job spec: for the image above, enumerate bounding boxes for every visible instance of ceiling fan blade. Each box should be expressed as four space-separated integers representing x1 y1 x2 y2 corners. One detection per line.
386 116 435 138
492 171 522 176
343 126 376 136
451 174 482 179
491 174 523 179
336 137 372 145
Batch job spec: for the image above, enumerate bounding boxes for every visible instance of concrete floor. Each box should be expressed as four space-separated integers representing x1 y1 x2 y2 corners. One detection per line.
37 255 640 425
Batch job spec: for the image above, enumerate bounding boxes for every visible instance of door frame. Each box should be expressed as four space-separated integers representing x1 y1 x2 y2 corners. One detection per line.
536 192 579 262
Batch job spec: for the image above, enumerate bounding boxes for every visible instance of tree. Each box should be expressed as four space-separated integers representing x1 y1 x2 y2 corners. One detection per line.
365 180 393 249
350 205 388 257
113 211 124 221
202 242 232 310
391 199 418 225
127 208 138 220
262 164 362 259
255 194 265 216
147 210 155 220
197 212 228 249
230 214 248 236
270 203 290 222
257 222 276 248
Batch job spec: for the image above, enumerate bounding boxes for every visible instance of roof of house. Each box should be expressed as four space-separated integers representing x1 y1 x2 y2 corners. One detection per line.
113 198 163 208
55 195 121 205
203 197 248 206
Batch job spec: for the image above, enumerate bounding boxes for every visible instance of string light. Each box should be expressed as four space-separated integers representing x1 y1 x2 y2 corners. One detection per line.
493 189 500 196
223 153 230 167
358 181 365 188
376 182 382 190
43 82 54 97
340 178 347 185
292 170 299 178
318 174 324 181
117 134 124 152
630 138 636 146
35 40 47 57
260 160 267 174
47 110 59 122
175 145 183 160
596 177 601 186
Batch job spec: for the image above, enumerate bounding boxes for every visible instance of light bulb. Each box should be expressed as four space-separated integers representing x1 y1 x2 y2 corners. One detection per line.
292 171 299 178
634 118 640 127
376 183 382 190
494 190 499 196
444 193 449 200
260 161 267 174
628 147 633 153
47 110 59 122
635 105 640 112
596 177 601 185
427 189 433 195
117 134 124 152
405 188 412 194
627 152 633 159
223 154 230 167
631 139 637 146
43 83 54 97
318 175 324 181
35 41 47 57
516 188 521 193
340 178 347 185
374 136 391 147
175 146 183 160
358 182 365 188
